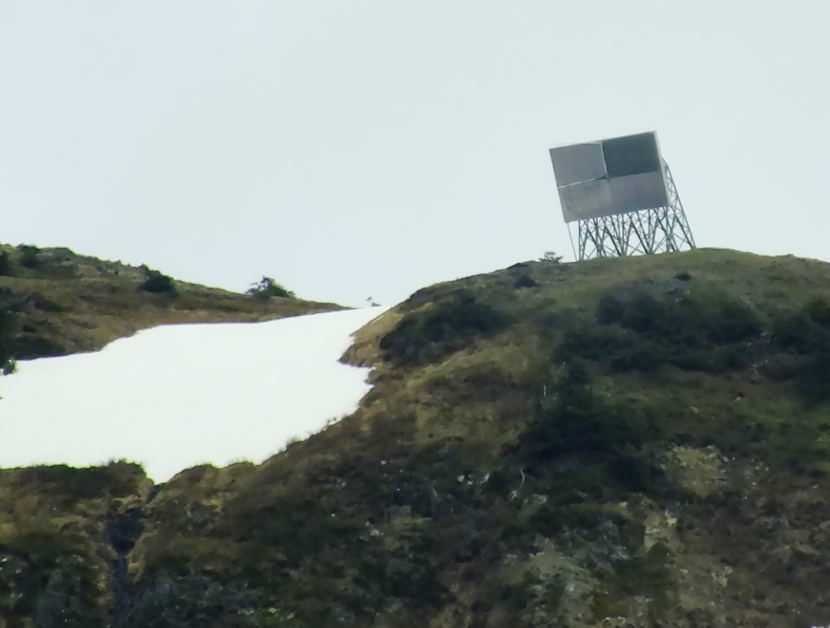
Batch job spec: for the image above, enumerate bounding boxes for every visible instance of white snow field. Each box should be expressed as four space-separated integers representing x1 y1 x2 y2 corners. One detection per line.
0 307 387 482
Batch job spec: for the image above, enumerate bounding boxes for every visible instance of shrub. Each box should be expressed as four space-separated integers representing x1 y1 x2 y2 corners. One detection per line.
18 244 40 268
772 298 830 401
139 266 176 293
596 294 625 324
380 290 509 365
513 359 665 510
0 297 17 373
565 286 762 373
514 274 538 289
0 251 11 275
11 334 66 359
17 461 144 501
773 298 830 354
806 298 830 327
246 276 295 299
521 361 656 463
796 352 830 401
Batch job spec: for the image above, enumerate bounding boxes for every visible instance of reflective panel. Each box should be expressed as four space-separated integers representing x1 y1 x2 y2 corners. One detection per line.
559 178 613 222
549 142 606 186
608 171 668 213
602 132 661 178
550 131 669 222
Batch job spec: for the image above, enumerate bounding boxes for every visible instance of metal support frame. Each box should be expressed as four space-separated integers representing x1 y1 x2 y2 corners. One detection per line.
575 160 696 261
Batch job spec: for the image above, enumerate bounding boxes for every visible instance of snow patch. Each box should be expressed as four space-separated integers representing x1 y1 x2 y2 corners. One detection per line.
0 307 386 482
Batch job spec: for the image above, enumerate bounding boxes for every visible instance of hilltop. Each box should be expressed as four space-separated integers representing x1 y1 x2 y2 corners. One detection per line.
2 247 830 627
0 243 342 363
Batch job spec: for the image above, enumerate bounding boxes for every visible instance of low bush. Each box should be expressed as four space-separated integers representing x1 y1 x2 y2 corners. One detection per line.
380 290 509 365
0 295 18 373
599 289 761 344
18 244 40 268
772 298 830 353
11 333 66 360
246 276 295 299
139 266 176 293
772 298 830 401
566 286 762 373
519 360 659 465
514 274 538 289
17 461 144 501
0 251 11 275
806 298 830 327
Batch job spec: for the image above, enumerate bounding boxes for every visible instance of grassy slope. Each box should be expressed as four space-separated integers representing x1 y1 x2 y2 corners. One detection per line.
0 244 342 359
2 248 830 627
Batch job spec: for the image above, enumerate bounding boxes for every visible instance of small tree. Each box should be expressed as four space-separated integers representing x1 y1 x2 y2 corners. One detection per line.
540 251 563 264
247 276 295 299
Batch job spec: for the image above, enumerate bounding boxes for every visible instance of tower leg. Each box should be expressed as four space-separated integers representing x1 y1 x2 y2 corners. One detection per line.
574 160 696 261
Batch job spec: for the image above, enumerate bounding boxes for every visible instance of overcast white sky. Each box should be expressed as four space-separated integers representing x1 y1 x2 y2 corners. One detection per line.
1 1 828 306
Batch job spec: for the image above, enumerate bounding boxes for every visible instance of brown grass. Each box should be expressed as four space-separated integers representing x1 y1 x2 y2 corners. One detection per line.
0 244 344 357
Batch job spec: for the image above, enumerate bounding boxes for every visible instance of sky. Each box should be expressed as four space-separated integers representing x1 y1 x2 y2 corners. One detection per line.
0 307 386 481
1 1 828 307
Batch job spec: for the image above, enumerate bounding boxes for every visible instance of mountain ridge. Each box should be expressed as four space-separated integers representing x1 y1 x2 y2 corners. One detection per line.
0 243 343 365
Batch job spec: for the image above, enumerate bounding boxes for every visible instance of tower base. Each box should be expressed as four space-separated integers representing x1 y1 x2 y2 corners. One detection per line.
573 161 696 261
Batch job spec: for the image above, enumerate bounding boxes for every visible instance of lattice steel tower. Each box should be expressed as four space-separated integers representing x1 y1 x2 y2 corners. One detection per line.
549 132 696 261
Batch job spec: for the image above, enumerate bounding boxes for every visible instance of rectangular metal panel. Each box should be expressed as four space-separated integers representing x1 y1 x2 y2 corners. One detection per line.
550 130 669 222
602 132 661 178
559 178 613 222
549 142 606 186
608 171 668 212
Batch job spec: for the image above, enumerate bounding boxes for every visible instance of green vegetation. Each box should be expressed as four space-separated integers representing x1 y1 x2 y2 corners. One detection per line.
514 274 538 289
0 251 11 275
771 298 830 400
3 248 830 626
0 462 146 626
139 265 176 293
380 289 509 364
0 243 342 361
539 251 563 263
16 461 145 501
247 276 295 299
548 282 830 477
522 361 647 458
517 359 661 499
562 284 762 373
18 244 40 268
0 291 19 374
